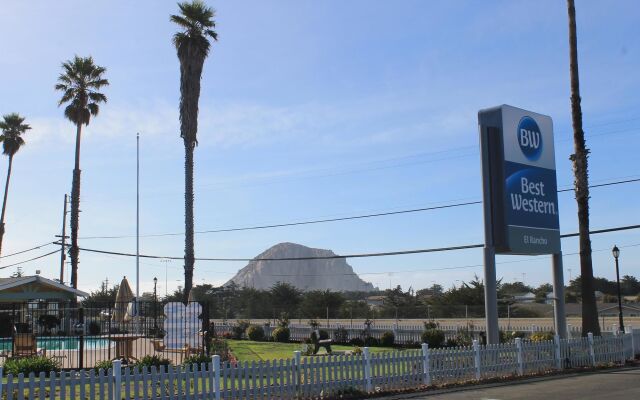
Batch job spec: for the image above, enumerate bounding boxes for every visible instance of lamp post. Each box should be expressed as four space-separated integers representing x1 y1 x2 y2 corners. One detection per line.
612 245 624 333
153 277 158 333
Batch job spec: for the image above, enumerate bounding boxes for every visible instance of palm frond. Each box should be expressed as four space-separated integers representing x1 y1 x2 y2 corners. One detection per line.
0 113 29 156
56 55 109 126
171 1 218 52
87 103 100 117
88 92 107 103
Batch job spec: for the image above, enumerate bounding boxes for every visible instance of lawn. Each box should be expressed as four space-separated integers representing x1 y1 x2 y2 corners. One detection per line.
227 340 396 362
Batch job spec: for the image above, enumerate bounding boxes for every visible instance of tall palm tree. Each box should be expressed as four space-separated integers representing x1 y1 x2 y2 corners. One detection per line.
55 56 109 289
0 113 30 256
171 1 217 302
567 0 600 335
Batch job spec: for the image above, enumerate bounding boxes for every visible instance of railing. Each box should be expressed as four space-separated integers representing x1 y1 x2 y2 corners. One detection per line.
213 321 596 344
0 329 638 400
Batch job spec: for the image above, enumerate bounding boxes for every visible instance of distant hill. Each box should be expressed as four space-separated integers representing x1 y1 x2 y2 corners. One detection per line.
224 242 375 292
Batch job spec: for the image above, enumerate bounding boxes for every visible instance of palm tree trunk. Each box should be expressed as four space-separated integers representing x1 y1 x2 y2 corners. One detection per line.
567 0 600 336
0 155 14 257
69 121 83 289
184 140 195 302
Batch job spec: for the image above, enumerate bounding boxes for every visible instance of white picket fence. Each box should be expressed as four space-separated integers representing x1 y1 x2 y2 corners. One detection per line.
1 329 638 400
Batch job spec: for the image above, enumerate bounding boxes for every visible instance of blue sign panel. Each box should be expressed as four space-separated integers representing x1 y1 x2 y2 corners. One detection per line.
479 105 560 255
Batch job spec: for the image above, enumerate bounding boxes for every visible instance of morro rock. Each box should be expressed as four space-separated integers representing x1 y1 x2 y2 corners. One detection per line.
224 242 375 292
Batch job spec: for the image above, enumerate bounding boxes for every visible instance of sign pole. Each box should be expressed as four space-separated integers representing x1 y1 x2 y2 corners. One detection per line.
552 252 567 338
479 124 500 344
483 246 499 344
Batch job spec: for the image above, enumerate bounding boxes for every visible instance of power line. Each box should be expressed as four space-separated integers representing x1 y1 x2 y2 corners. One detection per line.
0 250 59 270
78 176 640 240
58 223 640 263
0 242 53 259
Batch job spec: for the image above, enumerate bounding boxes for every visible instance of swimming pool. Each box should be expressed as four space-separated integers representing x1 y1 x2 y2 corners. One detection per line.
0 336 112 351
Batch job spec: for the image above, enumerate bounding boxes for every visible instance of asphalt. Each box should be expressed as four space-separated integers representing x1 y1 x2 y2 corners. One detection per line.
381 367 640 399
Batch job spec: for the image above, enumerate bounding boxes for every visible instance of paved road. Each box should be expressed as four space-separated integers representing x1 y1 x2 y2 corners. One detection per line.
396 368 640 399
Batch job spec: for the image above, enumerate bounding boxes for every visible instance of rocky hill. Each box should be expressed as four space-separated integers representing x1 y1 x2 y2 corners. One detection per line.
224 242 375 292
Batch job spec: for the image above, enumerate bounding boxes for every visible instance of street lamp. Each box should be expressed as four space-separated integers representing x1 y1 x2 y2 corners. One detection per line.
153 277 158 334
612 245 624 333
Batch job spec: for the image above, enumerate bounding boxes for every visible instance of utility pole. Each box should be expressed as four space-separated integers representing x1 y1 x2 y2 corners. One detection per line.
56 194 69 284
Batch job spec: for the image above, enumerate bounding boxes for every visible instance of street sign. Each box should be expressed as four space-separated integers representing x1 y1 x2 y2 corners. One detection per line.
479 105 561 255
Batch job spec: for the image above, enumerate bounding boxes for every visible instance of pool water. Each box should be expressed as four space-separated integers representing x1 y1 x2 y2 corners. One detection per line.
0 337 112 351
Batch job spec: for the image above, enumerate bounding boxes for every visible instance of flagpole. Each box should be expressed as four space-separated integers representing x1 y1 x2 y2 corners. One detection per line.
136 133 140 300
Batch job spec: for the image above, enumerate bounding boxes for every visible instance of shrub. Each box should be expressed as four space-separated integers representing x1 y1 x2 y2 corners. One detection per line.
333 327 349 344
94 360 113 373
450 328 473 347
349 337 364 347
381 331 395 347
221 331 234 339
363 336 379 347
3 357 60 376
134 355 171 369
336 386 366 398
511 331 527 339
530 331 555 342
277 313 290 328
272 327 290 343
421 329 445 348
246 325 265 341
209 338 232 362
232 320 251 340
88 321 101 335
423 320 439 330
183 353 212 368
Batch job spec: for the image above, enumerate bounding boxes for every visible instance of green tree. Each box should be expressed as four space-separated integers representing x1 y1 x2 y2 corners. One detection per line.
82 284 119 306
171 1 218 301
270 282 302 313
55 56 109 289
500 281 534 296
621 275 640 296
0 113 30 256
300 290 345 319
566 0 600 336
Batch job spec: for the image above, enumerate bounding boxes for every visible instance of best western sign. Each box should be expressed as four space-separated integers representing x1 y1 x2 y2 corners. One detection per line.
479 105 560 255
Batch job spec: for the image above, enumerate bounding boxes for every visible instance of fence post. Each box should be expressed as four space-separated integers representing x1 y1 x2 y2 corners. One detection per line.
472 339 481 380
515 338 524 376
421 343 431 385
587 332 596 366
78 306 85 369
363 347 373 393
212 355 221 400
112 359 121 400
293 350 301 397
554 334 562 370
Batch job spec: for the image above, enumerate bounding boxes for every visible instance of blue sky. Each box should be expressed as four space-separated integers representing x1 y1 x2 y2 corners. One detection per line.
0 0 638 296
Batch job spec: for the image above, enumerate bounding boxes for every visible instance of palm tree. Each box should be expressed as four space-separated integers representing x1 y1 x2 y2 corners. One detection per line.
567 0 600 335
55 56 109 289
0 113 30 256
171 1 217 301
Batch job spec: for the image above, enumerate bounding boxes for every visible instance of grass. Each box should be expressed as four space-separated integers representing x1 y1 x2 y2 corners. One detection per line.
227 339 395 362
